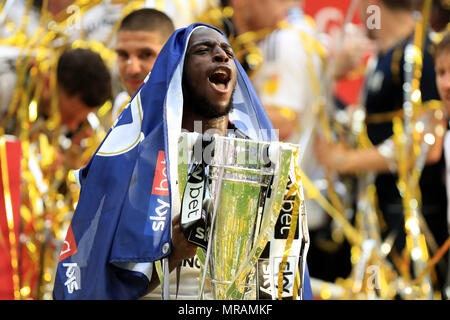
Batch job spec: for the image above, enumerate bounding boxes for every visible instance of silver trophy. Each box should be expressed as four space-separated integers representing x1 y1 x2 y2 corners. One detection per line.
178 132 308 300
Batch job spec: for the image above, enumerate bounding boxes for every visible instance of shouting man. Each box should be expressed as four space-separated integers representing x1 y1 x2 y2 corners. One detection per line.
53 24 312 300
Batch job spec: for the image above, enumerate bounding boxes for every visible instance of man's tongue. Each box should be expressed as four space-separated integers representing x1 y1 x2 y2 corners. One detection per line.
215 82 226 90
210 72 228 91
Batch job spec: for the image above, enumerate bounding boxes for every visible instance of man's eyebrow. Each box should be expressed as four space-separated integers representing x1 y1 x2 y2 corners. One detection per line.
190 40 233 51
115 48 128 55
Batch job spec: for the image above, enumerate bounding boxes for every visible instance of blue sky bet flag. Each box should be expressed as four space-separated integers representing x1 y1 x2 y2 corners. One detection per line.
53 23 313 300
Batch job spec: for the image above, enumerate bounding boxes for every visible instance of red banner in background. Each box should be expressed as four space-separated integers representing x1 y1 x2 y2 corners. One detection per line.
304 0 369 106
0 137 22 299
304 0 362 34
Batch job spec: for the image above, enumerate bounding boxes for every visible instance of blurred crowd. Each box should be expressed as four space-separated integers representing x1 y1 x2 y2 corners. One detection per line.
0 0 449 300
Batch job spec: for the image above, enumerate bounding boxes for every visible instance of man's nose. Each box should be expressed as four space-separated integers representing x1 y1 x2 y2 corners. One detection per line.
212 46 229 63
126 56 142 74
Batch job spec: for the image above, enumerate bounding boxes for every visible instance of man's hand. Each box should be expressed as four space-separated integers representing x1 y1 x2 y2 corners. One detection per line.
170 214 198 266
146 214 198 294
265 106 299 141
315 136 349 172
332 30 373 80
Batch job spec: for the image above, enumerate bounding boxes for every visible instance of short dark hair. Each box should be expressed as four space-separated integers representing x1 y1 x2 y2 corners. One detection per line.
431 0 450 32
57 48 112 108
380 0 414 11
118 8 175 43
435 32 450 60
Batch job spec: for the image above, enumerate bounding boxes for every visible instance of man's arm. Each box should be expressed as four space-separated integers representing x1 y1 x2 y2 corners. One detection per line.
315 138 392 174
315 116 447 174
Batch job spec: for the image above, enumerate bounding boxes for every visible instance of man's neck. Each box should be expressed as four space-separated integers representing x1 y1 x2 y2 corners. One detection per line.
182 110 229 136
376 11 415 54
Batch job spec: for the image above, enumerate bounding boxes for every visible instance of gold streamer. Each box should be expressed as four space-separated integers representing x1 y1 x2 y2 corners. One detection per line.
155 0 165 11
0 137 21 300
0 0 118 298
365 99 443 124
295 21 350 245
414 237 450 285
391 0 435 294
299 166 363 247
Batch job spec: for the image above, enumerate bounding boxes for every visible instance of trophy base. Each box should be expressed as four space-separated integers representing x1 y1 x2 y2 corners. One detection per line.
211 279 257 300
210 267 258 300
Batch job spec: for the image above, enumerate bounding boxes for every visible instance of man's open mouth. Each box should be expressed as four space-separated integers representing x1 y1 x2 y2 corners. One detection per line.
208 66 231 92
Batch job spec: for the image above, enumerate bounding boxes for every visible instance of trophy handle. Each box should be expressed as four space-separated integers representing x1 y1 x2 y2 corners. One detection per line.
199 138 229 299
